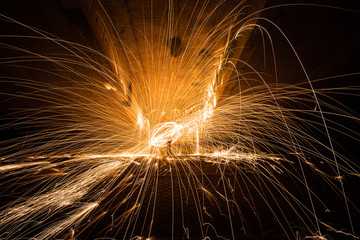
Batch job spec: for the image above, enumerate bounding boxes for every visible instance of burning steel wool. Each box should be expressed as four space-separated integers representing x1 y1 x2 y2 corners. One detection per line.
0 0 359 240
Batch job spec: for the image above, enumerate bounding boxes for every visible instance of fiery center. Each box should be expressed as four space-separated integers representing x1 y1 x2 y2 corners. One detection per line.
150 122 183 148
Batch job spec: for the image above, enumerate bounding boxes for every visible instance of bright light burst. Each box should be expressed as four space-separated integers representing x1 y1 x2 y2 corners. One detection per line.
0 1 359 240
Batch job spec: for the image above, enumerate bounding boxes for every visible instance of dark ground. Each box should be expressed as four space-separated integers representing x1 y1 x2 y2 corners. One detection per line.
1 156 359 239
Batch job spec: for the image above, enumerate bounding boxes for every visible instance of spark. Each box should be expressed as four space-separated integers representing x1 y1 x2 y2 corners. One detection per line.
137 111 145 130
0 161 51 172
35 202 98 239
104 83 117 91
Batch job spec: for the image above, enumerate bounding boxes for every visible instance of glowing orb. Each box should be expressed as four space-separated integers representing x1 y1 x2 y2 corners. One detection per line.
150 122 183 148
